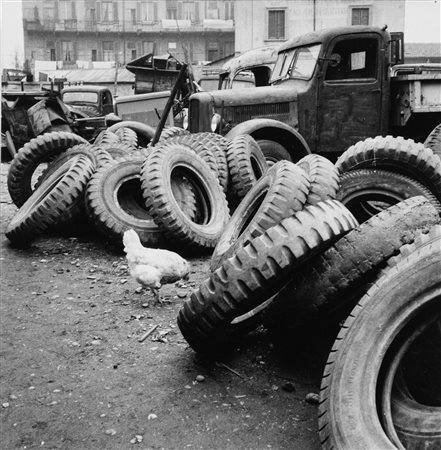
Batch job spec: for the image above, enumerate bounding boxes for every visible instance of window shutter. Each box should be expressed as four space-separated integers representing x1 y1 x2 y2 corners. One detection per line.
136 2 141 22
54 1 59 21
96 2 101 21
72 1 76 19
73 41 77 61
178 1 182 20
194 2 199 23
153 2 158 22
113 2 118 21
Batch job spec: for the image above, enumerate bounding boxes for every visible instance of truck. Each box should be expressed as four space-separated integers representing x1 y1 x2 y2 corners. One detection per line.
187 25 441 163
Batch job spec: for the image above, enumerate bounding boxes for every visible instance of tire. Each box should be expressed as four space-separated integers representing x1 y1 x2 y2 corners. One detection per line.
140 144 230 249
94 129 120 146
7 131 87 208
226 134 268 201
264 196 441 344
177 200 358 354
210 160 310 271
335 135 441 206
115 127 138 148
318 225 441 450
101 142 146 160
256 139 292 166
36 144 112 187
337 168 441 222
296 154 340 205
164 132 230 193
85 158 166 246
157 126 189 142
6 155 94 245
424 123 441 157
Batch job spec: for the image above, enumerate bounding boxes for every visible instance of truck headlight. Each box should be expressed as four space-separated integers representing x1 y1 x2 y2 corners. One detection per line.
182 108 189 130
211 113 221 132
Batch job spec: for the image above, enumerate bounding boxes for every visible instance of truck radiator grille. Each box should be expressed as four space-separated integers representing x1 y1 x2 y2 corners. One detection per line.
217 102 291 124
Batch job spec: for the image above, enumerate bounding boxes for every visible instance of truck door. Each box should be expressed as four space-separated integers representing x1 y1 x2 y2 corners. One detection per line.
317 35 385 155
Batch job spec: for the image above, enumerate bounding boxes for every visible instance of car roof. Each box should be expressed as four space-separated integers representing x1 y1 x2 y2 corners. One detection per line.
62 85 110 93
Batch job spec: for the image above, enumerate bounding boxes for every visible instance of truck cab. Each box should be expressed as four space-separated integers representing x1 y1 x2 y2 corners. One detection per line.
61 85 114 117
188 26 395 162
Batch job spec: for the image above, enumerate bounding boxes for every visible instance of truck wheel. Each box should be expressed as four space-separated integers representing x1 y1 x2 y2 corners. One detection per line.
165 132 230 192
140 144 230 249
263 196 440 345
318 226 441 450
7 131 87 208
115 127 138 149
209 161 310 271
337 168 441 222
296 154 340 205
85 158 166 246
424 123 441 157
177 200 358 354
6 155 94 245
336 135 441 205
256 139 292 166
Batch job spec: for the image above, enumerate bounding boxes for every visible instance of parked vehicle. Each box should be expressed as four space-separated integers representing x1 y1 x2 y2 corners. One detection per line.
187 26 441 163
61 85 114 117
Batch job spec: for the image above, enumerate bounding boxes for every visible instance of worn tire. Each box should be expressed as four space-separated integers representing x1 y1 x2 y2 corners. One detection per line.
115 127 138 148
318 226 441 450
337 168 441 222
226 134 268 201
296 154 340 205
424 123 441 157
165 132 230 192
6 155 94 245
7 131 87 207
94 129 120 146
257 139 292 166
85 158 165 246
264 196 441 343
156 126 189 142
141 144 230 249
210 160 310 271
335 135 441 206
177 200 358 354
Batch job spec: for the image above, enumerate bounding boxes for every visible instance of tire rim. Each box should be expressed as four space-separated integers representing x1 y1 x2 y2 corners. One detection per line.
114 174 153 221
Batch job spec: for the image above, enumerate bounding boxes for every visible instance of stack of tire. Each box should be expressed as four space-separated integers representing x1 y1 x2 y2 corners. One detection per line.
177 135 441 450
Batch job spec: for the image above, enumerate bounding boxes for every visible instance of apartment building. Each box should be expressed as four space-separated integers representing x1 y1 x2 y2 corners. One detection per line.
22 0 235 69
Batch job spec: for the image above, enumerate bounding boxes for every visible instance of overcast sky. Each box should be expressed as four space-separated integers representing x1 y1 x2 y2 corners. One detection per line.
1 0 440 68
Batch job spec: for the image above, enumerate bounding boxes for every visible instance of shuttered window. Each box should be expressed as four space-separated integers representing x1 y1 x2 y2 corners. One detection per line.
351 8 369 25
268 10 285 40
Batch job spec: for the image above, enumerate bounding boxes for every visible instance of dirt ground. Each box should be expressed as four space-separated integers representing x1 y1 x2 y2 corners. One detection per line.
1 161 324 450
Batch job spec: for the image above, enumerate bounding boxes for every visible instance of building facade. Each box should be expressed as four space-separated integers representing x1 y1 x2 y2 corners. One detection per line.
22 0 235 70
235 0 405 52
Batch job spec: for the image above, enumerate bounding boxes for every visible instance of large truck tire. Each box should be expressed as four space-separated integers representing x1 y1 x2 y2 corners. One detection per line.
337 168 441 221
85 158 170 247
256 139 292 166
296 154 340 205
424 123 441 157
226 134 268 201
335 135 441 206
210 160 310 271
94 129 120 146
318 226 441 450
263 196 440 344
177 200 358 354
140 144 230 249
7 131 87 208
115 127 138 149
6 155 94 245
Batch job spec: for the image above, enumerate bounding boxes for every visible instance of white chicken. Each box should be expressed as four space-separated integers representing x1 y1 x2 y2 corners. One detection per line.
122 229 190 304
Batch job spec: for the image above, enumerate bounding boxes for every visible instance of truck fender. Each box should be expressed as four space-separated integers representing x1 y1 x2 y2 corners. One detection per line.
225 119 311 162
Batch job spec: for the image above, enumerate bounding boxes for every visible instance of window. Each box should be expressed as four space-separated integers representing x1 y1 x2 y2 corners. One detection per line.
61 41 74 61
194 1 200 22
102 1 118 22
182 2 194 20
351 7 369 25
142 41 155 54
224 1 234 20
166 0 177 19
131 9 136 24
268 10 285 40
90 8 96 23
207 1 219 19
103 41 114 61
59 1 75 21
91 49 97 61
325 38 378 81
131 49 137 60
207 41 219 61
139 1 158 22
50 48 56 61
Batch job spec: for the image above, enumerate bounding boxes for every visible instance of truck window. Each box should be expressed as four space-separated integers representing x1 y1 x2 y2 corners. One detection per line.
62 92 98 104
325 38 378 81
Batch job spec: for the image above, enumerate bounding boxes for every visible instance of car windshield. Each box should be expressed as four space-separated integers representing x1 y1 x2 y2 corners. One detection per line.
270 44 321 82
62 91 98 104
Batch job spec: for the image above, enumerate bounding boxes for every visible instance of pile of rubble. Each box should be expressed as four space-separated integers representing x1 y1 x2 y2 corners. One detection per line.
5 126 441 449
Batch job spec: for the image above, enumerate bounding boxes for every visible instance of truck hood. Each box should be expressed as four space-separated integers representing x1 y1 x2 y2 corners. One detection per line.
195 85 297 107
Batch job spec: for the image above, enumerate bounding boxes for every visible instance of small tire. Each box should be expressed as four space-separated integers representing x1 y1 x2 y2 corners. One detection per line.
141 144 230 249
226 134 268 201
263 196 441 343
424 123 441 157
177 200 358 354
6 155 94 245
210 160 310 271
318 226 441 450
256 139 292 166
7 131 87 207
296 154 340 205
335 135 441 205
337 168 441 222
85 158 165 246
